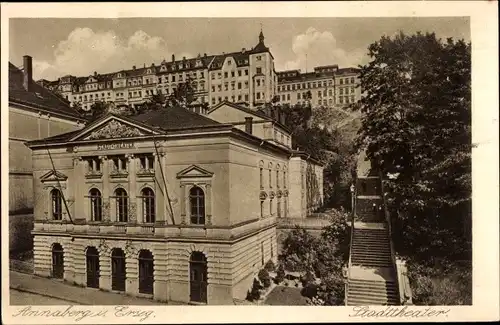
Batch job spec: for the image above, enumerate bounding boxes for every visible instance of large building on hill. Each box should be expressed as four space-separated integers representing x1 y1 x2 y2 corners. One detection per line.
41 31 278 113
276 65 361 108
26 101 323 304
8 55 87 252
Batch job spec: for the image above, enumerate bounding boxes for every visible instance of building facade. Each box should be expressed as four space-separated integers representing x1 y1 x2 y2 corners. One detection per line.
276 65 362 108
27 103 323 304
42 31 278 113
9 55 87 252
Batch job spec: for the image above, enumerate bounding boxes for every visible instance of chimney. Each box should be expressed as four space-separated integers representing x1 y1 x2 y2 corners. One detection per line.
183 56 186 61
23 55 33 92
204 53 207 58
133 65 136 70
242 48 246 53
172 54 175 62
245 117 253 135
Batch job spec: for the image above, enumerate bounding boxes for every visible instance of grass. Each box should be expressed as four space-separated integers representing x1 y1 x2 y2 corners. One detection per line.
264 286 309 306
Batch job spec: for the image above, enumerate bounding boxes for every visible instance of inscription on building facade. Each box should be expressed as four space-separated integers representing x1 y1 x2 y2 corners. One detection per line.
97 142 135 151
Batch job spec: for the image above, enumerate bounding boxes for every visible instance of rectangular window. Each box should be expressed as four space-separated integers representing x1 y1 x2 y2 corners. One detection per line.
297 93 301 100
284 171 287 188
139 155 154 170
269 170 272 188
238 82 242 89
224 72 228 78
260 201 264 218
256 80 261 87
256 92 261 99
340 79 344 85
318 91 322 98
245 94 249 101
351 87 355 94
85 156 101 173
270 199 273 216
260 168 264 189
238 70 242 77
276 170 280 189
111 156 128 172
245 69 249 76
256 67 262 74
287 94 290 100
351 77 355 83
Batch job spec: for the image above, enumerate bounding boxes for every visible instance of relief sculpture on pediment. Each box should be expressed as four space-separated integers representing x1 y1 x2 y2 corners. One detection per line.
87 120 144 140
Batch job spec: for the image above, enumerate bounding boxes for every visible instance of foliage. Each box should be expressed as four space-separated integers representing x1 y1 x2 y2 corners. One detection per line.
278 226 318 272
264 260 276 272
246 278 263 301
301 283 319 299
353 32 472 263
301 270 316 287
258 269 271 288
407 259 472 305
316 272 346 306
274 264 286 284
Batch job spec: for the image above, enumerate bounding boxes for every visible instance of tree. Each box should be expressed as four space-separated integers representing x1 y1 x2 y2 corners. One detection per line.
353 32 472 263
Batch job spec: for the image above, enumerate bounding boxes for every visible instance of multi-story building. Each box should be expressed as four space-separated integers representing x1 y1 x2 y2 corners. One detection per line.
26 100 323 304
276 65 361 108
8 55 87 252
43 30 278 113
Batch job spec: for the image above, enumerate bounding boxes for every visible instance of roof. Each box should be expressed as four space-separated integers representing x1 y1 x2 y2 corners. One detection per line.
9 62 86 121
130 106 224 130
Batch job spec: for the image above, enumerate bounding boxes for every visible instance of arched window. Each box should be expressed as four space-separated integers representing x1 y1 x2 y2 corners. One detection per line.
114 188 128 222
88 188 102 221
51 189 63 220
189 186 205 225
138 250 154 295
140 188 155 223
111 248 126 292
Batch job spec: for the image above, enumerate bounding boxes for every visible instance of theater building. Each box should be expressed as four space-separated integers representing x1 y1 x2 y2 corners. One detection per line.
26 103 323 304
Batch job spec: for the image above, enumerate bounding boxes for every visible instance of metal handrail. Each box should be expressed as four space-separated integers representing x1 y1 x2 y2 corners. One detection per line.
345 183 356 305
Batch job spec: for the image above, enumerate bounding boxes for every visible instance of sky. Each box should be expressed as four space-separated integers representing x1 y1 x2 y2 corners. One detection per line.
9 17 470 81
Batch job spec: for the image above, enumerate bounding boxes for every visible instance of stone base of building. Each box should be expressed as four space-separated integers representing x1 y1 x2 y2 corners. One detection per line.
32 224 278 305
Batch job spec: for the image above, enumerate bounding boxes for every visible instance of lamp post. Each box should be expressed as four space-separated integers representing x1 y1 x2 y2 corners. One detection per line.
350 184 355 215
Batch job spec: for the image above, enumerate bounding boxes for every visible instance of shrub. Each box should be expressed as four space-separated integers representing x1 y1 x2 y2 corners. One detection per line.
274 264 285 284
317 272 346 306
246 278 263 301
301 270 316 287
301 283 319 299
264 260 276 272
258 269 271 288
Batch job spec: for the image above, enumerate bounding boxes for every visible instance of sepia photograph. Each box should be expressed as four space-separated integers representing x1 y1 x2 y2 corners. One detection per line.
1 1 498 324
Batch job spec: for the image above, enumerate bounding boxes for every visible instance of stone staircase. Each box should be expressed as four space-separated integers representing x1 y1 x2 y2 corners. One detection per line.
351 227 392 267
346 173 400 306
347 278 399 305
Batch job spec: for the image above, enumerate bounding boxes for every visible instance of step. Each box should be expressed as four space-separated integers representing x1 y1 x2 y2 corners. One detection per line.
349 279 397 285
347 297 395 305
351 262 393 267
349 280 397 288
352 244 391 249
351 254 392 259
348 286 398 295
347 290 397 300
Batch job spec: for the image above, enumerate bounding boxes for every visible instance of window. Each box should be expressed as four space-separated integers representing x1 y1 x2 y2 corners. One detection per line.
340 79 344 85
112 156 127 172
238 82 242 89
85 157 100 173
256 92 261 100
141 188 155 223
190 186 205 225
87 188 102 221
340 88 344 95
211 73 215 80
224 72 228 78
139 155 154 170
323 89 327 96
244 69 249 76
256 67 262 74
224 83 229 91
277 199 281 218
51 189 63 220
329 89 333 96
351 96 355 103
351 87 355 94
114 188 128 222
260 201 264 218
244 81 249 88
256 80 261 87
287 94 290 100
297 93 301 100
269 169 272 188
318 91 322 98
238 70 242 77
245 94 249 101
323 81 327 87
212 98 216 105
284 171 287 188
270 199 273 216
256 56 262 61
351 77 355 84
231 71 235 77
212 86 215 92
260 168 264 189
276 170 280 188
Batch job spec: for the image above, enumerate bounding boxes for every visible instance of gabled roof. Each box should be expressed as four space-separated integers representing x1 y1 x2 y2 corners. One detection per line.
26 106 228 147
9 62 86 121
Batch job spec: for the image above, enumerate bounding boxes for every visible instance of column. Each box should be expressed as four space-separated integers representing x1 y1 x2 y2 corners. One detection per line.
127 154 137 223
125 244 139 296
100 156 111 222
73 157 84 220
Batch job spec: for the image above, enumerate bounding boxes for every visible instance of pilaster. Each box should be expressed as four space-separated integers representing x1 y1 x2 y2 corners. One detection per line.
127 154 137 223
100 155 111 222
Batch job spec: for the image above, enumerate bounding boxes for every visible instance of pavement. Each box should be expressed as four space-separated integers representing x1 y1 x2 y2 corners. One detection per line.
9 271 171 305
349 266 396 282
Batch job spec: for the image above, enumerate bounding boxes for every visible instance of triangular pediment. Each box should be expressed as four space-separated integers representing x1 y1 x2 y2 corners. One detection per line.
176 165 214 179
40 170 68 182
69 115 160 141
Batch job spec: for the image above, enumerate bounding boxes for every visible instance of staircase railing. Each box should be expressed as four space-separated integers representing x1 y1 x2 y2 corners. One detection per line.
345 183 356 305
378 170 413 305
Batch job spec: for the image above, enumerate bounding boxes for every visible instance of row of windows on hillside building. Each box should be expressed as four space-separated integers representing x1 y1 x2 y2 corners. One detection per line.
259 168 287 189
50 186 207 225
277 77 356 92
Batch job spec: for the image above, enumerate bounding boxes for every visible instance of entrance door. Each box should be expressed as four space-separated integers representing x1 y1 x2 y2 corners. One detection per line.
86 247 100 288
51 243 64 279
138 250 154 295
189 252 207 303
111 248 126 292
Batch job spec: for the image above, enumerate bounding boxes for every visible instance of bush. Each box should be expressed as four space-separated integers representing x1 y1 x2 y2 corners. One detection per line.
264 260 276 272
246 278 263 301
301 283 319 299
258 269 271 288
317 272 346 306
274 264 286 284
301 270 316 287
408 260 472 305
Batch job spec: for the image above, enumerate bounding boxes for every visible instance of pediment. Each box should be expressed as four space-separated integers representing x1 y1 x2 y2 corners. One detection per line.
176 165 214 179
40 170 68 182
69 115 159 141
